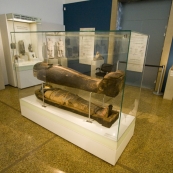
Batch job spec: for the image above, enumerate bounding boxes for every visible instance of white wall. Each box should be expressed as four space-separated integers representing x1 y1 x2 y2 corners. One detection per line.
0 0 64 24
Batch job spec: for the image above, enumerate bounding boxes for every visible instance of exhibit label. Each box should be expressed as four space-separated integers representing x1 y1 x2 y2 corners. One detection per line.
79 28 95 65
127 32 148 72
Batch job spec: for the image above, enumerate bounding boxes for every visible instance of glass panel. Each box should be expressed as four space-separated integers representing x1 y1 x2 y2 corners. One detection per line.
117 32 149 139
10 30 148 142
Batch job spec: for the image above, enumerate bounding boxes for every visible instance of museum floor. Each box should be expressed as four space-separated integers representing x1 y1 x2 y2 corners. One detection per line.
0 85 173 173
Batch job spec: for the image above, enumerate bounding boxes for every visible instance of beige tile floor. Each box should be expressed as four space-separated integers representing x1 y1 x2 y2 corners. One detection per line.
0 85 173 173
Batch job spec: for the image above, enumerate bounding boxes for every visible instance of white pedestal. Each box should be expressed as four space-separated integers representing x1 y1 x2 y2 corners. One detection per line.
91 60 104 77
48 58 59 65
20 95 135 165
15 61 42 89
163 68 173 100
59 57 67 67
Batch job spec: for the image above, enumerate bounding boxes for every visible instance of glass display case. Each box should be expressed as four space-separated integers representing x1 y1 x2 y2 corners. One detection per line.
11 30 149 165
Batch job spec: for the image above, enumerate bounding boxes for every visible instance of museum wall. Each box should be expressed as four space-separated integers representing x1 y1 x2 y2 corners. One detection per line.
63 0 112 73
121 0 172 89
63 0 112 31
0 0 64 25
162 39 173 92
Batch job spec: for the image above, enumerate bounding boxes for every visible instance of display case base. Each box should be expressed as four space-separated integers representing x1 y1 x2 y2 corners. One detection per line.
20 95 135 165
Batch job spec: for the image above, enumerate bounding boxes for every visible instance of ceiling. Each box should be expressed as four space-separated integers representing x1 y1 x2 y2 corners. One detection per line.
64 0 169 4
118 0 167 2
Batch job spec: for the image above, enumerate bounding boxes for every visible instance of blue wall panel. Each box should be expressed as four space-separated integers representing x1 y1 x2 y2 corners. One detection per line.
63 0 112 31
63 0 112 73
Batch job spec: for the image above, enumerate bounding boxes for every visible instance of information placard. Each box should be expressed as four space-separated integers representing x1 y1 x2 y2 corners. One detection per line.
79 28 95 65
127 32 148 72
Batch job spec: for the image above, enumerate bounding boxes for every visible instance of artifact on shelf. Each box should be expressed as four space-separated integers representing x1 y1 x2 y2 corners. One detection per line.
94 51 103 61
28 44 33 52
10 42 16 49
47 38 54 58
18 40 25 55
35 85 119 128
14 55 20 62
33 62 125 97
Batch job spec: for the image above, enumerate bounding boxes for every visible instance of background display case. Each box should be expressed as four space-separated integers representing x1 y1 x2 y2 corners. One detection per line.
0 13 41 87
12 30 149 165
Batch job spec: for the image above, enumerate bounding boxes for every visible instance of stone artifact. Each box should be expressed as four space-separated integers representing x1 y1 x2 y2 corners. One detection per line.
57 38 64 57
10 42 16 49
42 42 47 59
35 87 119 128
47 38 54 58
18 40 25 55
28 44 33 52
33 62 125 97
14 55 20 62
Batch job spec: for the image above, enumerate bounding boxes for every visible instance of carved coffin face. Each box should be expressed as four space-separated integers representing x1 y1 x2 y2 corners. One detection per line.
33 62 48 77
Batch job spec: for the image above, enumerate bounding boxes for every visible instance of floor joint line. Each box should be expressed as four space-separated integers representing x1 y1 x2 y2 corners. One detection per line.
0 135 56 173
0 100 20 113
